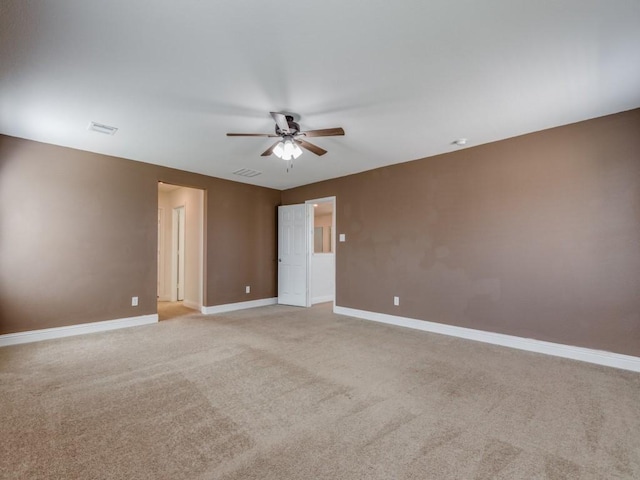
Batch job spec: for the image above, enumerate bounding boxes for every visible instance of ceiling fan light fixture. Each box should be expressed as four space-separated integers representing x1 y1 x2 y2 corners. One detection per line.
275 138 301 161
292 143 303 159
283 139 295 157
273 141 285 158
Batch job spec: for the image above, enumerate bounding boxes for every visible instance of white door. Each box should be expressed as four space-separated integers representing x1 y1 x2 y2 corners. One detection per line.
278 204 310 306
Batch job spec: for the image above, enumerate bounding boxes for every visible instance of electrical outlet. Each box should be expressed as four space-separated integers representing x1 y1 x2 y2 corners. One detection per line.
245 285 250 294
393 296 400 306
132 296 139 307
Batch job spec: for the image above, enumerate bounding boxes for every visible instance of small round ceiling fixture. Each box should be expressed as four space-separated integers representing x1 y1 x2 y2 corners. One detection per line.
453 138 467 146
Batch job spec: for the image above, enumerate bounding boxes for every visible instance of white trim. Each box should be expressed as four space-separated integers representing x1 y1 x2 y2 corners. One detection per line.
198 189 205 311
157 207 164 298
306 203 313 307
333 306 640 373
172 205 186 302
201 297 277 315
0 314 158 347
306 196 336 204
312 295 334 305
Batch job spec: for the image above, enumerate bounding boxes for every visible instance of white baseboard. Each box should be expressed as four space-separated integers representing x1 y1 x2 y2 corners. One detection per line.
0 314 159 347
333 306 640 373
312 295 334 305
157 295 171 302
201 297 277 315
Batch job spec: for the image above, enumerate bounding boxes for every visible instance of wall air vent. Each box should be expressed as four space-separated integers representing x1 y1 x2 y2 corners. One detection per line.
88 122 118 135
232 168 262 178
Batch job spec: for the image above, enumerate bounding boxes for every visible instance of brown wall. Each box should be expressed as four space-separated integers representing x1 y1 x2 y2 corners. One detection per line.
0 135 280 335
283 109 640 357
2 109 639 356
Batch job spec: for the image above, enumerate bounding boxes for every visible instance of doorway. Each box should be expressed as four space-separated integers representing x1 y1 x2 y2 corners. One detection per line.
157 183 205 319
308 197 335 305
277 197 336 307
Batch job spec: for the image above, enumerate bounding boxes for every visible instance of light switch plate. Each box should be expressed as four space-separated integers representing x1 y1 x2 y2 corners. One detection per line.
339 234 346 242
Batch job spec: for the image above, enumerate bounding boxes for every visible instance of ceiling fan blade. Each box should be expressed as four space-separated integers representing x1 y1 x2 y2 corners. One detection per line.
226 133 279 137
295 139 327 156
301 127 345 137
270 112 290 134
261 140 282 157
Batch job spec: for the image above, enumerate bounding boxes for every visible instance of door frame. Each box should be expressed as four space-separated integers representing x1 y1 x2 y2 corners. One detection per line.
171 205 186 302
157 208 164 298
305 196 336 307
158 183 206 309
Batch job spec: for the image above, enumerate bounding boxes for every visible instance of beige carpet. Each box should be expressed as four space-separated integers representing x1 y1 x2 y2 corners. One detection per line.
1 304 639 479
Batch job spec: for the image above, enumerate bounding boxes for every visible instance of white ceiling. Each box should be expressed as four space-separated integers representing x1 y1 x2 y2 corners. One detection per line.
2 1 639 190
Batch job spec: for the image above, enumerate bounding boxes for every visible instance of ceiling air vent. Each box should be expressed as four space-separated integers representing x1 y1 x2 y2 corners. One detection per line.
88 121 118 135
232 168 262 178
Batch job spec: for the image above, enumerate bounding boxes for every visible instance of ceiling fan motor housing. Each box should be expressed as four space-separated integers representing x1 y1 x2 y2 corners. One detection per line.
275 115 300 136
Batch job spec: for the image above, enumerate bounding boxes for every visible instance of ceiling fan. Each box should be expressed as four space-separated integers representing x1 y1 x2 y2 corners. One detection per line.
226 112 344 161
